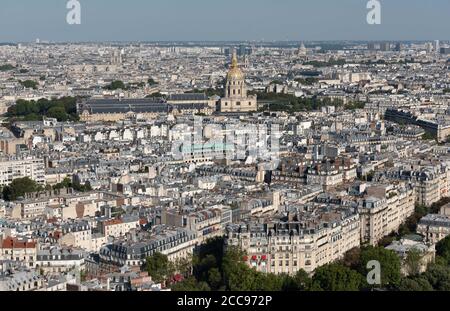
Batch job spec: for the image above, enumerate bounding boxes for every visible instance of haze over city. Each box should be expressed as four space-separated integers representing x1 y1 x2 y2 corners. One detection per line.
1 0 450 42
2 0 450 302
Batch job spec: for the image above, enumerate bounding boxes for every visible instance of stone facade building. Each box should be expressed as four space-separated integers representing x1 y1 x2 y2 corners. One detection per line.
219 51 257 113
226 210 360 275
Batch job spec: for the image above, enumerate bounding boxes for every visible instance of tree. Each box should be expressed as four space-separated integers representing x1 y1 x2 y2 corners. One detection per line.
0 64 15 71
20 80 38 89
170 277 211 291
435 235 450 264
146 92 166 98
222 246 258 291
295 77 318 85
47 106 68 121
253 92 345 113
2 177 42 201
53 177 72 190
174 256 193 277
415 204 429 218
52 177 90 193
344 101 366 111
359 246 402 288
106 80 126 90
255 273 284 291
422 132 435 141
220 246 286 291
397 277 433 291
195 254 217 280
423 264 450 291
312 263 364 291
341 247 361 269
147 78 158 86
72 180 92 192
404 249 423 276
7 97 79 121
290 269 312 291
146 252 173 284
207 268 222 290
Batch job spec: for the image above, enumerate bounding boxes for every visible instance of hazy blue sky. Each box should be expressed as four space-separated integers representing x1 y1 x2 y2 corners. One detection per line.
0 0 449 42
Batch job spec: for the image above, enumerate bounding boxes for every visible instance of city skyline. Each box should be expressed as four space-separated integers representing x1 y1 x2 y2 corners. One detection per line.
1 0 450 42
2 1 450 297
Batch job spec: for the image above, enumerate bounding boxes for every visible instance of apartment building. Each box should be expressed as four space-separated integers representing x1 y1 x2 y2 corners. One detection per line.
0 158 45 186
19 198 49 219
417 214 450 244
99 227 198 267
226 210 360 275
307 164 344 190
0 270 44 291
358 184 415 246
15 190 99 220
162 205 232 243
59 221 92 251
0 237 38 268
36 247 86 274
383 165 449 207
99 216 140 238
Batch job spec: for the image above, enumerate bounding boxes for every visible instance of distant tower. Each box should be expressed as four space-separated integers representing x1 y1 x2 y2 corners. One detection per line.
111 49 123 65
434 40 440 53
243 54 250 69
239 45 246 57
380 42 391 52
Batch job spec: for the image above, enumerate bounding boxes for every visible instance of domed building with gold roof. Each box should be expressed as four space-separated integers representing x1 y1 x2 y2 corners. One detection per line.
219 50 257 112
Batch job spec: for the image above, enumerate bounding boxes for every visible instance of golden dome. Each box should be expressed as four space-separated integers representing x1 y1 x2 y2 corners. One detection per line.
227 51 244 80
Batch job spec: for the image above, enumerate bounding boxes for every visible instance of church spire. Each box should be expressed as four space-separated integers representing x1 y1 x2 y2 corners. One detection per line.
231 49 238 68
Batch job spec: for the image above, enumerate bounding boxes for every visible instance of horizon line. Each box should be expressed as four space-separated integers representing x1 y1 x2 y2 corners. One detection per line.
1 39 446 45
